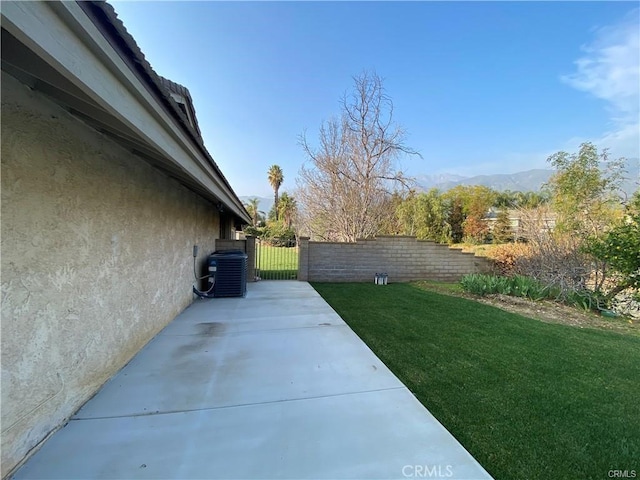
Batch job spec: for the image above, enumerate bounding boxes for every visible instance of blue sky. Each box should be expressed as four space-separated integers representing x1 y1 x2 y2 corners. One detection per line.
111 1 639 198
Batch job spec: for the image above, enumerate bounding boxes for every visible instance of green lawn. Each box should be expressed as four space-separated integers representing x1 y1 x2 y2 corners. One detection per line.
312 282 640 480
257 244 298 280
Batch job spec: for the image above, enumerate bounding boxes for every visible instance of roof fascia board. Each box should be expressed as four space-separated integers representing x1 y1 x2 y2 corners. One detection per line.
1 1 250 223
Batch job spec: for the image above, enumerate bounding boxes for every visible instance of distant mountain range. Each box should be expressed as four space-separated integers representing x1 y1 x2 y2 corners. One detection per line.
240 160 638 210
415 169 554 193
416 159 638 196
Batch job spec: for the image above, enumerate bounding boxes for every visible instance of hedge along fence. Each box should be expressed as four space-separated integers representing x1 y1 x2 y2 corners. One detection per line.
298 236 490 283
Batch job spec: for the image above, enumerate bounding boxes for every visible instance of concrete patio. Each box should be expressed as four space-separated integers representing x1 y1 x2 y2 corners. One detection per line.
13 281 492 479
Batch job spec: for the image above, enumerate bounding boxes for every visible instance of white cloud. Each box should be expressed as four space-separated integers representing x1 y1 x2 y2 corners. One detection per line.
561 8 640 159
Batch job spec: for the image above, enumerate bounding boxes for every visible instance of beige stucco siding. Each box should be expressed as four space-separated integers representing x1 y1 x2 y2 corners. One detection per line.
1 72 220 475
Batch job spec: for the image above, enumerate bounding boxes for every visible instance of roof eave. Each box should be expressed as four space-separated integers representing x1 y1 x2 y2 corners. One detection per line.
1 0 251 225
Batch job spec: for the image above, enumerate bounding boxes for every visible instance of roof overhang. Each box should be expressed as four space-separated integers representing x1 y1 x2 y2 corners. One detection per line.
1 1 251 225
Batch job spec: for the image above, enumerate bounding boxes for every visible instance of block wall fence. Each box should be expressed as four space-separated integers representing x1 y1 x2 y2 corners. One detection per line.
298 236 490 283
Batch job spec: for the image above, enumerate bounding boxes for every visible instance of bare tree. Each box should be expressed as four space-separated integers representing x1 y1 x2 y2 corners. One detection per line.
297 71 419 242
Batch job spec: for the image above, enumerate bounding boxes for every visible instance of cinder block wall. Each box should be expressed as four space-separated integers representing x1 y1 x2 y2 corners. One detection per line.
298 236 489 283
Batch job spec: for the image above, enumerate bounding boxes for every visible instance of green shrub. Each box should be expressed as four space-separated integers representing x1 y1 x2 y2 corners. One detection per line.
461 274 624 314
495 276 512 295
242 225 262 237
566 289 608 312
460 274 492 296
460 274 551 301
511 275 550 300
262 221 296 247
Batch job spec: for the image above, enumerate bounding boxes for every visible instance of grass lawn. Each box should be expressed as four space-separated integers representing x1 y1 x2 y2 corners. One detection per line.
312 282 640 480
257 244 298 280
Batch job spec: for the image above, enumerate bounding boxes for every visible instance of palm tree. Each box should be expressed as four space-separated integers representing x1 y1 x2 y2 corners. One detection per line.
267 165 284 220
244 197 260 226
278 192 297 229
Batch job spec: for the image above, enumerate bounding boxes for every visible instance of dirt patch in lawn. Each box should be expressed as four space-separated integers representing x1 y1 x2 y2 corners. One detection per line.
414 281 639 336
475 294 639 335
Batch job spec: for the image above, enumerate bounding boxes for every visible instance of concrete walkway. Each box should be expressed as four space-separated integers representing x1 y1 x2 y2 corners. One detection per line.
14 281 492 480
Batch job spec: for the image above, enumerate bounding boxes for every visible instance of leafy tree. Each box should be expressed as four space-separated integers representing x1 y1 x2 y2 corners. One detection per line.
542 143 627 295
495 190 549 209
262 220 296 246
505 144 629 303
495 190 517 208
297 71 419 241
546 142 624 236
267 165 284 220
516 191 550 209
492 208 513 244
277 192 297 230
394 190 420 237
583 190 640 301
395 189 451 243
448 198 464 243
243 225 261 237
452 185 497 213
462 216 490 244
443 185 496 243
378 192 406 235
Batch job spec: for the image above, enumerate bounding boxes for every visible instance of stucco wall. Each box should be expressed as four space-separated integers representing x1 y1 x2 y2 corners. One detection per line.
298 236 490 283
1 72 221 476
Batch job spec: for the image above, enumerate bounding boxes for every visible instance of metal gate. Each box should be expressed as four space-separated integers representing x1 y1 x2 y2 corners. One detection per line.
255 237 299 280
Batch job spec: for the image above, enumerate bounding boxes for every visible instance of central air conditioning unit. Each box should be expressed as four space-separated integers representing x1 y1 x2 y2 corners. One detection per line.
208 250 248 297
